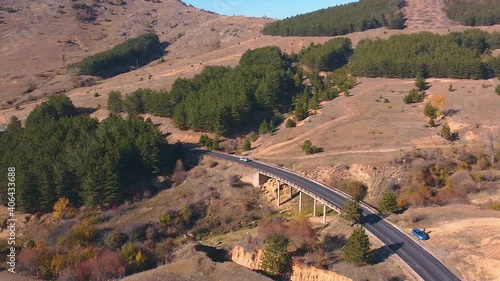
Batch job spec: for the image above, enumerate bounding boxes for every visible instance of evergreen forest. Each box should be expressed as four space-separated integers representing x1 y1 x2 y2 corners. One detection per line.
0 95 180 213
443 0 500 26
349 30 500 79
107 47 301 135
69 33 164 78
262 0 406 36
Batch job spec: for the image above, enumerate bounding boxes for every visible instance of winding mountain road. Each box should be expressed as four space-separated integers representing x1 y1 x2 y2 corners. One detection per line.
204 151 462 281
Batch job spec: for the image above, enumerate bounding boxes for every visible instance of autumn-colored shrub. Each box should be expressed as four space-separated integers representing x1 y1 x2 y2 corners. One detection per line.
121 243 153 274
400 185 432 207
336 179 368 200
53 197 70 219
83 249 127 280
259 217 287 240
446 170 477 197
105 231 129 249
58 221 97 247
286 216 316 251
18 244 56 279
491 202 500 211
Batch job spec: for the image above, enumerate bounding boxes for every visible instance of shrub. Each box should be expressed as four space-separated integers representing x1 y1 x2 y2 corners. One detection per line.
286 118 297 128
286 216 316 250
59 221 97 247
52 197 70 219
337 179 367 200
301 140 320 155
18 244 58 278
496 85 500 95
105 231 129 249
491 202 500 211
121 243 154 274
88 249 127 280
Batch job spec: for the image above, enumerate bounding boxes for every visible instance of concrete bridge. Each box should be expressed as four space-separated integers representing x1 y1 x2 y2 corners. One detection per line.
251 171 342 223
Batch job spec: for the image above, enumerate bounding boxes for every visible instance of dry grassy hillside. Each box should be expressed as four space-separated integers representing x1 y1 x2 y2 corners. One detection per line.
0 0 271 104
2 0 500 127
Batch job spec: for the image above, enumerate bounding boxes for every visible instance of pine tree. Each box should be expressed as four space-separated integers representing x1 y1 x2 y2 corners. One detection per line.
242 138 251 151
259 119 271 135
427 118 436 128
440 123 453 141
341 198 363 224
285 118 297 128
424 103 438 119
310 94 319 110
343 226 371 266
415 75 428 91
107 91 123 113
379 191 398 214
260 233 290 277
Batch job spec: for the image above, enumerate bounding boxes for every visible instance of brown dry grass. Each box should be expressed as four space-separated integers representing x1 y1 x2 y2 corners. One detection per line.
389 205 500 281
250 77 499 169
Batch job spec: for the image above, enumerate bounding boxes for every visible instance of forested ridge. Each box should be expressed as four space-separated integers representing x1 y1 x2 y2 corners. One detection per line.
350 30 500 79
443 0 500 26
262 0 406 37
0 95 180 213
108 47 300 135
69 33 164 78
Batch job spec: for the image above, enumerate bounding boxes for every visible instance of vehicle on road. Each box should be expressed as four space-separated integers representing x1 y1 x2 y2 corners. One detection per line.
239 157 251 162
412 228 429 240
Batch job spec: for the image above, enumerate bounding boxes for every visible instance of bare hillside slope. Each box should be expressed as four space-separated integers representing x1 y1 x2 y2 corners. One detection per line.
0 0 271 104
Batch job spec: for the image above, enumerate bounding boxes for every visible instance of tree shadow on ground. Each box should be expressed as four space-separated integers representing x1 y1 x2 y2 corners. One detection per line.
323 234 347 252
359 213 382 225
370 242 405 265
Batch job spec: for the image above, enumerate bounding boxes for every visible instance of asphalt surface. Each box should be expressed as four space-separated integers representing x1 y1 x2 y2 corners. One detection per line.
205 151 461 281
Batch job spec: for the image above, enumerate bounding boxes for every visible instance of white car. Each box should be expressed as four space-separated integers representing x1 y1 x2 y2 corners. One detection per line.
239 157 251 162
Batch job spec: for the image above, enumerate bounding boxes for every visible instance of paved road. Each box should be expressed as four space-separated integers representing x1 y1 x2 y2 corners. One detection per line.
205 151 461 281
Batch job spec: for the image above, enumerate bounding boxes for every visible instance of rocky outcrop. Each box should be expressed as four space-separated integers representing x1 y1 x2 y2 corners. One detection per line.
231 245 263 271
231 246 352 281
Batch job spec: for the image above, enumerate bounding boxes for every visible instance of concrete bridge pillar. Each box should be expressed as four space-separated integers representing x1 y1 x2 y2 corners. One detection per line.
323 204 327 224
298 192 302 213
277 180 281 206
313 198 316 217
